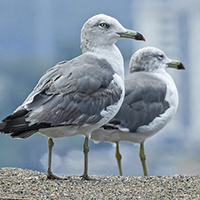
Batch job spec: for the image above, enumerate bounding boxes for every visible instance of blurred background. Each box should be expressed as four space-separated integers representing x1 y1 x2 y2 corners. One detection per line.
0 0 199 177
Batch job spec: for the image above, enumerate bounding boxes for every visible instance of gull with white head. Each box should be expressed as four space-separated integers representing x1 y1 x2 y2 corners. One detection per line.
0 14 145 179
91 47 185 176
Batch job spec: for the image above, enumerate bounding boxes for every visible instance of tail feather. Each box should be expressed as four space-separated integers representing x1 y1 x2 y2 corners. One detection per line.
2 109 28 122
0 121 7 132
0 108 50 138
11 130 37 139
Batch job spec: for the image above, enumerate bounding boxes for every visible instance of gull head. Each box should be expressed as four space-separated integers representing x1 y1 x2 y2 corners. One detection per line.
129 47 185 73
81 14 145 52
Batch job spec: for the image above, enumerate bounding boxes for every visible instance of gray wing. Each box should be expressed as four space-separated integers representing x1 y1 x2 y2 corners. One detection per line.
104 72 170 132
0 54 122 138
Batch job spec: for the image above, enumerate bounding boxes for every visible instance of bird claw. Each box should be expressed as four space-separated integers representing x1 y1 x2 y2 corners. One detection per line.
47 171 68 180
80 174 90 180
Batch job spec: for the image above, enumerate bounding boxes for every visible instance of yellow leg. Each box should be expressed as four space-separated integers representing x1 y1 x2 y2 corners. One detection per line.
115 142 123 176
139 142 148 176
82 136 90 180
47 138 67 180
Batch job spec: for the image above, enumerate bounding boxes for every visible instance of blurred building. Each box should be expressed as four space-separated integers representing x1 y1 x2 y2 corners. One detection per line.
131 0 200 142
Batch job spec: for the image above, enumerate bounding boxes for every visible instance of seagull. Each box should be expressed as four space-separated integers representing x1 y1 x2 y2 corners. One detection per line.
0 14 145 180
91 47 185 176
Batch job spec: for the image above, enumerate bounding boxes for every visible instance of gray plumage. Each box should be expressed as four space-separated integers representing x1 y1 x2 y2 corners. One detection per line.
0 14 145 179
107 72 170 133
91 47 185 176
0 14 145 141
0 54 122 138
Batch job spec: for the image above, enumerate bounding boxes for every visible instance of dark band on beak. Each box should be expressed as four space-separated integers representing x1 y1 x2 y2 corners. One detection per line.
177 62 185 70
117 29 145 41
135 32 146 41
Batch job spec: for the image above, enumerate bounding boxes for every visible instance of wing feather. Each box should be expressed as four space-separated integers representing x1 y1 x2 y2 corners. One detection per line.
106 72 170 132
0 54 123 138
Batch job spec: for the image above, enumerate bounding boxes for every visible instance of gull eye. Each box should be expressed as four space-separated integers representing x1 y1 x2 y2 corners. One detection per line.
99 22 110 29
158 54 164 60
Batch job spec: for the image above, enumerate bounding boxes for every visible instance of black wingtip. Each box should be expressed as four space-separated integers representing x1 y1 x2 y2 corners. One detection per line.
0 121 6 133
